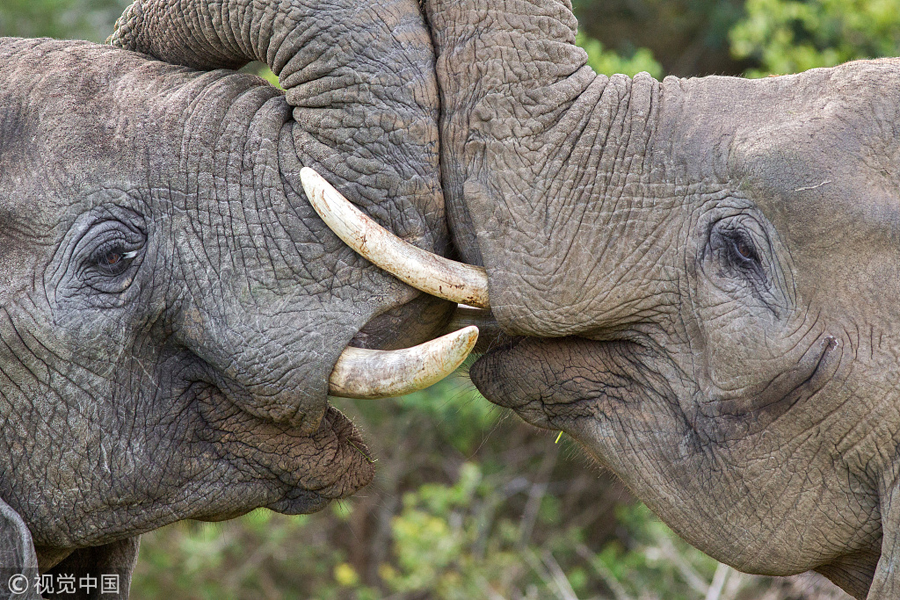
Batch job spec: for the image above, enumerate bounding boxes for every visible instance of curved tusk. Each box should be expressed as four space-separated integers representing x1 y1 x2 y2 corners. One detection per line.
300 167 490 309
329 326 479 399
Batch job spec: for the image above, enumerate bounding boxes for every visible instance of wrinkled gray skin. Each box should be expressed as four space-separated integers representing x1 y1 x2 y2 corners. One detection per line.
425 0 900 598
0 0 451 594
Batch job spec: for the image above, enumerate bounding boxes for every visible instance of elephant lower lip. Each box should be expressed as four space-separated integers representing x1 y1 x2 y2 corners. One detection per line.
267 405 375 514
267 490 332 515
466 336 613 429
276 405 375 497
191 385 375 512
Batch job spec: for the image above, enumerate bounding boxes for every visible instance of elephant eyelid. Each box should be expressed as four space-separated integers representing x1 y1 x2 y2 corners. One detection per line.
710 225 776 304
82 233 145 288
723 230 760 265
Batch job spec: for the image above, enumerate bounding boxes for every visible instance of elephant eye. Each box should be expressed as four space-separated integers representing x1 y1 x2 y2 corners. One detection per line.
95 246 139 275
712 225 767 285
92 242 140 277
58 214 147 304
728 232 758 264
704 216 783 312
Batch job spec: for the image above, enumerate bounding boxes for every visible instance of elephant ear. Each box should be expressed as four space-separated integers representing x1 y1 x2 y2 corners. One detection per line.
0 494 139 600
43 537 140 600
107 0 445 248
0 496 40 599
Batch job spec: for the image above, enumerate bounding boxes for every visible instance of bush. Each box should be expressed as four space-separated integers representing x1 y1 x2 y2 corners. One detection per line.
731 0 900 75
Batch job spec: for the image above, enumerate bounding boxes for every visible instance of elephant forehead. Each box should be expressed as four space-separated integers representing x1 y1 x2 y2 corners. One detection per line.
0 43 146 213
667 59 900 207
731 87 900 238
736 149 900 255
666 60 900 283
0 39 226 217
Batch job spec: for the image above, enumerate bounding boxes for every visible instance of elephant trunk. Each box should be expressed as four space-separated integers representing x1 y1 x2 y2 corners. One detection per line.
110 0 445 248
426 0 671 338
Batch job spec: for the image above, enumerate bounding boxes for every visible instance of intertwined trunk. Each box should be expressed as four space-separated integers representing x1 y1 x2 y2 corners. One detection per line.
426 0 669 337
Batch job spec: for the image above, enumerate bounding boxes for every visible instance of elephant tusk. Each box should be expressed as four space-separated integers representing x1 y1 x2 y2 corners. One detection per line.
328 326 479 399
300 168 490 309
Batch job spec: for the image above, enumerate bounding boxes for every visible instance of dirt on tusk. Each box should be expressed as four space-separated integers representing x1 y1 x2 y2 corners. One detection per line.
300 167 490 309
328 326 479 399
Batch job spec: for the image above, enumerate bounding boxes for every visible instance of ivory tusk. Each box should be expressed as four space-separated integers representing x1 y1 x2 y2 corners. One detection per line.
300 168 490 309
328 326 479 399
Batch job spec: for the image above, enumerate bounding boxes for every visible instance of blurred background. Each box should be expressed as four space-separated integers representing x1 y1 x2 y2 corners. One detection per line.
4 0 899 597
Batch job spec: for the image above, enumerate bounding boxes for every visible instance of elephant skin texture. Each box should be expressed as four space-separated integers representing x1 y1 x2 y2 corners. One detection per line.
2 0 898 598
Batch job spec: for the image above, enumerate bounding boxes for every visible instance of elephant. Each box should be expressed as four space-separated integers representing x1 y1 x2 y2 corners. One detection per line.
418 0 900 598
295 0 900 598
0 0 487 596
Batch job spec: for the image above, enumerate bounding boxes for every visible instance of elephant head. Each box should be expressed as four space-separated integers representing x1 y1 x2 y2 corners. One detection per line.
0 0 482 590
307 0 900 598
414 1 900 598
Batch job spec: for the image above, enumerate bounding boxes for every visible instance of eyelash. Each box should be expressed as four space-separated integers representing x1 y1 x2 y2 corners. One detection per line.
725 231 760 265
88 240 141 277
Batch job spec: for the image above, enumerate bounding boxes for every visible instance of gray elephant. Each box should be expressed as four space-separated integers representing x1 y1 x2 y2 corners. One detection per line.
421 0 900 598
295 1 900 599
0 0 485 596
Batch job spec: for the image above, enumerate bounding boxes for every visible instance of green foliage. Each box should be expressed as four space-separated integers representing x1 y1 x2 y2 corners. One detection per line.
572 0 748 76
134 508 390 600
132 449 811 599
730 0 900 76
244 63 282 89
384 462 529 598
0 0 127 41
576 33 665 78
590 504 723 600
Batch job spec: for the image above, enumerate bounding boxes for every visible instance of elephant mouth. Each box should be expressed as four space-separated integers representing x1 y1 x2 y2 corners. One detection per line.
193 384 377 516
187 168 504 517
